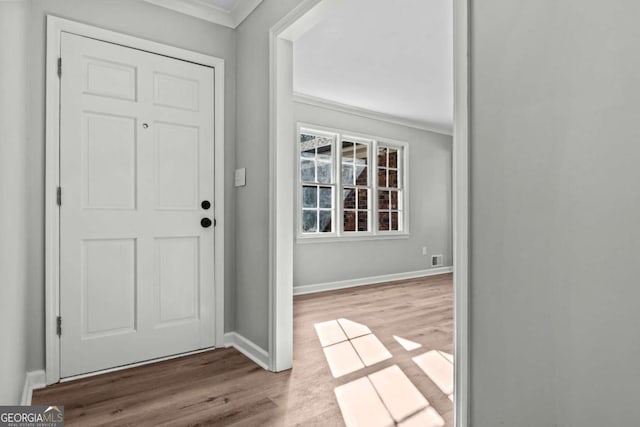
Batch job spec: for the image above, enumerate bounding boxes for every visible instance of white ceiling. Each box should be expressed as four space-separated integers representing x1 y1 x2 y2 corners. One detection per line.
292 0 453 134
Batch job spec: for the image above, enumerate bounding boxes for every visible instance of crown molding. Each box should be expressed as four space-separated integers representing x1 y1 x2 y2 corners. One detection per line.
293 92 453 136
144 0 263 29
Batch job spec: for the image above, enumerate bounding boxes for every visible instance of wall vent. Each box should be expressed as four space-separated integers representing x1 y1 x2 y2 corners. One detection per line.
431 254 443 267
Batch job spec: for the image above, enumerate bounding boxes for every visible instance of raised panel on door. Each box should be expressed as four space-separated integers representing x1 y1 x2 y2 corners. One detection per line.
155 237 200 326
154 122 199 210
59 32 217 378
84 57 137 101
83 112 137 210
82 238 137 338
153 72 199 111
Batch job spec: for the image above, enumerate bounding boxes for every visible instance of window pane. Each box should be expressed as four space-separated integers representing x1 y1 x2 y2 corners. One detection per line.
300 133 315 143
301 149 315 158
378 190 389 210
302 186 317 208
342 141 354 159
302 210 317 233
317 162 332 183
358 188 368 209
378 147 387 167
379 211 390 231
301 160 315 181
319 186 332 208
342 164 354 185
344 210 356 232
319 210 332 232
390 190 398 210
357 211 368 231
390 212 399 231
355 166 368 185
343 188 356 209
389 169 398 188
355 143 368 165
388 148 398 168
317 143 332 160
378 167 387 187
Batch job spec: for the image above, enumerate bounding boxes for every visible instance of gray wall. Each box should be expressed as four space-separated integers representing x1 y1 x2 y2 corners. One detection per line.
24 0 237 373
235 0 300 351
470 1 640 425
293 101 452 287
0 0 30 405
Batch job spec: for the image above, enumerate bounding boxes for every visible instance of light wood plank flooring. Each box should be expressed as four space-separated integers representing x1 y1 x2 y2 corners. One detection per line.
33 273 453 426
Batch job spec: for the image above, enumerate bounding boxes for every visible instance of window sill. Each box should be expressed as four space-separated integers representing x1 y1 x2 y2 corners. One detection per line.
295 233 410 244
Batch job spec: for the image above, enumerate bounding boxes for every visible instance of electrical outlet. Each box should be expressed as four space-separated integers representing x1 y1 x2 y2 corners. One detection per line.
431 254 443 267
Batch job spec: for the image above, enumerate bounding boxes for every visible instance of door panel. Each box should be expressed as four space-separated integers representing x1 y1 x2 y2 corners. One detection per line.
60 32 216 378
83 113 137 209
82 239 137 337
155 122 199 210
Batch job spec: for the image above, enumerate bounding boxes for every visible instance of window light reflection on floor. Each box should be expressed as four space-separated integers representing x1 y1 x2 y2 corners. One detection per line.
314 319 451 426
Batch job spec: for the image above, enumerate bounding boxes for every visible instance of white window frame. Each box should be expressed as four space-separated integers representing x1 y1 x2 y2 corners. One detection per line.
296 123 409 242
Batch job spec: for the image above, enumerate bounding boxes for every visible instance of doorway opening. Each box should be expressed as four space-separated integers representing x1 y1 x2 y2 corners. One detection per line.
268 0 469 425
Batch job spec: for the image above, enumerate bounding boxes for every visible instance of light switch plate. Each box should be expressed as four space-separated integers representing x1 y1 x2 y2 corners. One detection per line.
235 168 246 187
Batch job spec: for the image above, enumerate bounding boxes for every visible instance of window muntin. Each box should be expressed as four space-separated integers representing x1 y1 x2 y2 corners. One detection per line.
300 132 336 234
377 146 403 232
341 140 371 232
298 126 406 238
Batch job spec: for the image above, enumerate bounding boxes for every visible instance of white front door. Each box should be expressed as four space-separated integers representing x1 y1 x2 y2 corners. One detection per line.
59 32 216 377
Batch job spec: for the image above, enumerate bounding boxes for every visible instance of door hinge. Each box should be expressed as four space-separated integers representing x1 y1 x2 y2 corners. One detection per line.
57 58 62 78
56 316 62 336
56 187 62 206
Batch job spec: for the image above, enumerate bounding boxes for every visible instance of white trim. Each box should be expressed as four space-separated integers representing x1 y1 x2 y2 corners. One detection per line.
224 332 269 370
143 0 263 29
21 370 46 406
45 15 226 385
293 267 453 296
296 232 409 244
294 92 453 136
453 0 470 426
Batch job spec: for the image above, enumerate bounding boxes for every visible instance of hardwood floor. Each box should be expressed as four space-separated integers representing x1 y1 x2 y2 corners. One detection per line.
33 273 453 426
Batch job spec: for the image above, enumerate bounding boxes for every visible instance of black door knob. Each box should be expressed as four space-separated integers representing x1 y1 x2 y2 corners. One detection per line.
201 218 212 228
201 200 211 210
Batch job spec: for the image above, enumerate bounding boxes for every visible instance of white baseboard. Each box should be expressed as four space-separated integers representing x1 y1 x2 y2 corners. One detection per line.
224 332 269 370
21 370 46 405
293 266 453 296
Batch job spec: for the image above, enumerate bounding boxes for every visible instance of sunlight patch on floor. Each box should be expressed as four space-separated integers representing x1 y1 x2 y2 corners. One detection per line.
398 406 445 427
315 318 391 377
323 341 366 378
335 364 445 427
393 335 423 351
412 350 454 396
314 319 348 347
315 318 450 426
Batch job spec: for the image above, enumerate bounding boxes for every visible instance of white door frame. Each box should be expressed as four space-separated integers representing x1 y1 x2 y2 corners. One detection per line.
268 1 469 425
45 15 226 385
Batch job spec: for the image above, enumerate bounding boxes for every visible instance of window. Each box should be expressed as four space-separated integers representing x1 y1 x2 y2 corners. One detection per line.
300 131 336 234
298 125 407 239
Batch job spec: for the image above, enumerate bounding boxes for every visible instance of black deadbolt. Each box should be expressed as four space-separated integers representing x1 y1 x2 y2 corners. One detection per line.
201 218 213 228
201 200 211 210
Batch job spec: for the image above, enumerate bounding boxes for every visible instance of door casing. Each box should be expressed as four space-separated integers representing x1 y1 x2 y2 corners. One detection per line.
45 15 226 385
